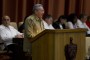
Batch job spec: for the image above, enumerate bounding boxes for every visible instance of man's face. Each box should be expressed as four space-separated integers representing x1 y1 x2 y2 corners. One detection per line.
35 7 44 19
45 17 53 25
2 16 10 27
60 19 67 24
81 17 87 23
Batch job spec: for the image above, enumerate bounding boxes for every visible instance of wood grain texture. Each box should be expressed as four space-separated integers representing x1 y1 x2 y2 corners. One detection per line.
31 29 86 60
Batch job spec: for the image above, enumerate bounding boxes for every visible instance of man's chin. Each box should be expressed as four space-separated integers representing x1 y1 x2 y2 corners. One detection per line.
4 24 9 27
39 16 43 19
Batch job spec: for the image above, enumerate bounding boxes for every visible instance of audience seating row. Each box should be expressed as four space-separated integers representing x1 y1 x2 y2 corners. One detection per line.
10 22 23 29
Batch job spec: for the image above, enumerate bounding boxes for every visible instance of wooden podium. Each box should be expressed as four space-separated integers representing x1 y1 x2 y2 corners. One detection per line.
31 29 87 60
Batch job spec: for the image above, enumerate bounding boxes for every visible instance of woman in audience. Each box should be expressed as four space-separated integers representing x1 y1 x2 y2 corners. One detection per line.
67 13 78 29
77 14 90 34
43 14 54 29
77 14 87 28
52 15 67 29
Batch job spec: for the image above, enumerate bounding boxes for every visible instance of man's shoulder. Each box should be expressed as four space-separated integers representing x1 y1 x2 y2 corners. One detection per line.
42 20 47 25
0 25 7 31
0 25 5 29
26 15 35 21
0 25 15 30
25 15 36 24
9 25 15 28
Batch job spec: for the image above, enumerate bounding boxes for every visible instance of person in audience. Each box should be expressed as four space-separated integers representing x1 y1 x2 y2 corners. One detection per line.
18 16 28 33
24 4 45 55
67 13 78 29
77 14 90 34
77 14 87 28
86 16 90 28
52 15 67 29
43 14 54 29
0 15 24 60
18 21 25 33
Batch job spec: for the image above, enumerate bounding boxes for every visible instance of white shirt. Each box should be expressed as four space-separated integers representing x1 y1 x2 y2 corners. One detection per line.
0 25 22 46
76 19 90 34
67 22 78 29
76 19 84 28
42 20 54 29
59 24 63 29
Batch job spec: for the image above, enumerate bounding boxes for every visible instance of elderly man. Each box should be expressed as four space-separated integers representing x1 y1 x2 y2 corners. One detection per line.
24 4 45 54
0 16 24 60
43 14 54 29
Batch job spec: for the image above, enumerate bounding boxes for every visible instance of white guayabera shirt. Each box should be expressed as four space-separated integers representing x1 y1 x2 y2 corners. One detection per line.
67 22 78 29
77 19 90 34
0 25 22 49
42 20 54 29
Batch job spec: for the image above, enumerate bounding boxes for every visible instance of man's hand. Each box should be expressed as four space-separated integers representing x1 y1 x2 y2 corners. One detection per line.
15 34 24 38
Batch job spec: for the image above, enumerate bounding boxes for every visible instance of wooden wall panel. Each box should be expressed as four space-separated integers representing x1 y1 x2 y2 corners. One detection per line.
69 0 76 14
83 0 90 16
48 0 65 20
1 0 90 23
17 0 23 23
48 0 54 17
0 0 2 24
32 29 86 60
26 0 34 17
2 0 16 22
22 0 27 21
64 0 70 16
75 0 84 16
54 0 65 19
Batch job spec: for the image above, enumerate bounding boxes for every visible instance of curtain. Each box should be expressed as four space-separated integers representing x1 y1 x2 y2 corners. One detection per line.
1 0 90 23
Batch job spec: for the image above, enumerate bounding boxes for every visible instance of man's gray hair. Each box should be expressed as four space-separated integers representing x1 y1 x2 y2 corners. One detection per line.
33 4 43 12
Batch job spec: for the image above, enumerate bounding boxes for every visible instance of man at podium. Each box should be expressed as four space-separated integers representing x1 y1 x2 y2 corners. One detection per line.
24 4 45 55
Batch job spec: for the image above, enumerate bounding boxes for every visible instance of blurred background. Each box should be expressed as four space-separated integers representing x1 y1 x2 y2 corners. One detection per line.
0 0 90 24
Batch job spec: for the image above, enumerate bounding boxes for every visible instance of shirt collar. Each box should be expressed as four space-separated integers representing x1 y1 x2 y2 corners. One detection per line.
34 14 39 20
2 24 10 29
33 14 42 21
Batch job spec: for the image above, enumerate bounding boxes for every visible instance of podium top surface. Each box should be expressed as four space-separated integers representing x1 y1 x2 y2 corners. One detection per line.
43 28 87 33
30 29 87 43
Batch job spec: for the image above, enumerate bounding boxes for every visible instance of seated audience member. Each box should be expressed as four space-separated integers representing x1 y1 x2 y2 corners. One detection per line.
52 15 67 29
86 16 90 28
18 16 28 33
18 22 24 33
43 14 54 29
67 13 78 29
77 14 90 34
0 16 25 60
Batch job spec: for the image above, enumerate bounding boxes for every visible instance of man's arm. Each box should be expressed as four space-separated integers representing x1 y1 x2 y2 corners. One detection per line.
25 18 35 39
10 26 24 38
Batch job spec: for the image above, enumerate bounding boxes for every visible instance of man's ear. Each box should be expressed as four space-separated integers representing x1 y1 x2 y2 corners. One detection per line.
35 10 39 15
34 10 37 13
